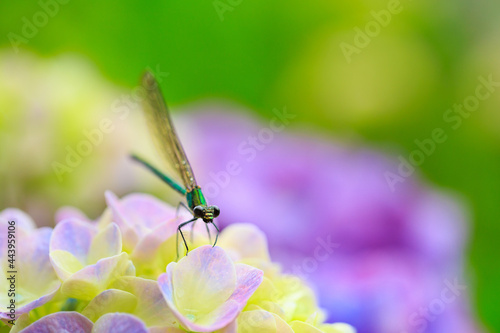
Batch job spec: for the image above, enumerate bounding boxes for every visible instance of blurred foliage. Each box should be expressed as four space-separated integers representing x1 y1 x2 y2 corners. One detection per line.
0 0 499 330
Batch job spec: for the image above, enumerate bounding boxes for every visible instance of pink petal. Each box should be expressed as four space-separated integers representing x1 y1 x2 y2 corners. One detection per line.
0 208 36 231
19 312 92 333
105 191 139 250
119 193 177 230
105 191 179 237
105 191 132 229
228 263 264 306
130 221 177 264
50 219 96 264
18 228 53 273
92 313 148 333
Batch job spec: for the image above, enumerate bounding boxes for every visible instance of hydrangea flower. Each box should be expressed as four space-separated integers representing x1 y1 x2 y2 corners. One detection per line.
1 193 354 333
49 219 135 300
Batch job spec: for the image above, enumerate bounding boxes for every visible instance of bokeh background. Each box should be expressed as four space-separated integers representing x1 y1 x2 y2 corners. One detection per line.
0 0 499 332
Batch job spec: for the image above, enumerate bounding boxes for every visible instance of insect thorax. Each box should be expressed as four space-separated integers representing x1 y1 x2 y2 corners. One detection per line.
186 186 207 209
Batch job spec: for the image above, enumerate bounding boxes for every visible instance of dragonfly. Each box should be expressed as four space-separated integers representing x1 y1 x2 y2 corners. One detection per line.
131 71 220 259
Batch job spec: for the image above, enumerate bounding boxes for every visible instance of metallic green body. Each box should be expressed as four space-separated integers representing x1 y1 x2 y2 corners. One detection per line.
131 154 186 195
187 187 207 209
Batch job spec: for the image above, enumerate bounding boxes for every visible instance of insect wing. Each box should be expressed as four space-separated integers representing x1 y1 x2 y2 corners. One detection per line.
140 71 198 191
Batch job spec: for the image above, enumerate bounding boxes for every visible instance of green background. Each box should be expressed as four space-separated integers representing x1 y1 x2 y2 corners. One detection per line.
1 0 499 330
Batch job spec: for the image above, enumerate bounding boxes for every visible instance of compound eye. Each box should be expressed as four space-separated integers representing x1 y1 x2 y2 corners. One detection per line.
193 206 204 218
212 205 220 218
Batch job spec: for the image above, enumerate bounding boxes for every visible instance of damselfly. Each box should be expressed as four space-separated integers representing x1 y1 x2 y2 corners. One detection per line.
131 71 220 258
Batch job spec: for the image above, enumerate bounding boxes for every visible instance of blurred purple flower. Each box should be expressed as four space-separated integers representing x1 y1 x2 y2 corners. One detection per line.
174 107 482 333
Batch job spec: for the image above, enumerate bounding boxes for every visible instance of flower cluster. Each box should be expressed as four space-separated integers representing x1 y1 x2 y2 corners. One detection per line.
0 192 355 333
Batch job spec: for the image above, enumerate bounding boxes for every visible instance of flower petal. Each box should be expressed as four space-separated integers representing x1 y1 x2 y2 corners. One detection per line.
229 264 264 306
0 226 60 320
50 250 85 280
0 208 36 231
61 252 134 300
216 320 237 333
193 264 264 329
9 313 30 333
172 245 237 315
7 283 60 320
110 276 177 328
104 191 181 254
130 223 177 278
87 223 122 264
92 313 148 333
148 328 185 333
290 321 322 333
219 224 270 261
19 312 92 333
118 193 178 230
82 289 138 322
237 310 281 333
104 191 139 251
159 252 263 332
50 219 96 265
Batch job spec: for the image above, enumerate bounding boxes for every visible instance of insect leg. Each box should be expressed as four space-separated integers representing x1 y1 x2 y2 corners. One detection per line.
176 202 191 217
190 219 197 243
211 222 220 247
176 217 197 260
205 223 212 244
